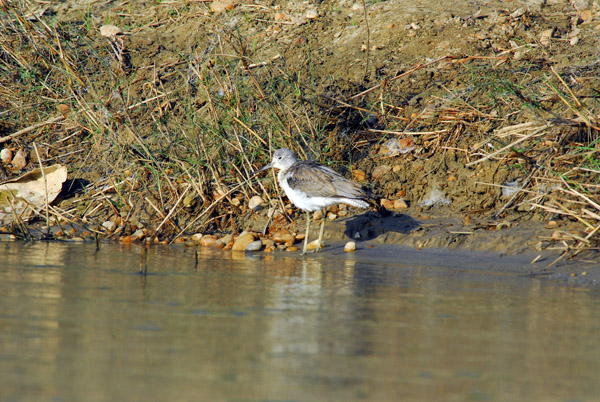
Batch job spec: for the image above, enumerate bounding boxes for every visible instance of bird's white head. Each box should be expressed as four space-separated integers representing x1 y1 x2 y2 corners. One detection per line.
257 148 298 173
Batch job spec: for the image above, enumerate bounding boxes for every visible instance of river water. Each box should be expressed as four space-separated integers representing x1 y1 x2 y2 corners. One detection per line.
1 241 599 401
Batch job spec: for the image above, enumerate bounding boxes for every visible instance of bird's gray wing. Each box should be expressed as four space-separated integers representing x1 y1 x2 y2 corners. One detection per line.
286 161 365 199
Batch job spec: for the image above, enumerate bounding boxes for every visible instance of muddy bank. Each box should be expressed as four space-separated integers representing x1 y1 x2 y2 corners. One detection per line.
0 0 599 277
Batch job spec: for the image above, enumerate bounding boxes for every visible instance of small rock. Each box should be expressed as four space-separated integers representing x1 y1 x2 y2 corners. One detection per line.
371 165 392 179
262 239 275 247
496 220 512 230
0 148 12 164
272 229 293 243
305 9 318 19
344 241 356 252
306 239 324 250
380 198 394 209
199 236 218 247
102 220 117 231
392 165 402 173
264 245 275 253
191 233 204 243
220 234 234 245
393 199 408 209
131 229 146 241
211 0 236 13
245 240 263 252
352 169 366 182
313 210 324 220
248 195 264 210
546 220 558 228
327 213 337 221
232 232 256 251
274 12 286 21
287 246 299 252
11 149 28 170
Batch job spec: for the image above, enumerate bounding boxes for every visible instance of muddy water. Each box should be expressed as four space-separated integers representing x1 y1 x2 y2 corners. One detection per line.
1 242 599 401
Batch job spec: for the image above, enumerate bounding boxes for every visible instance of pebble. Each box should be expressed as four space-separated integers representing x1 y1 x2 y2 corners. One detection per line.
380 199 394 209
305 9 318 19
262 239 275 247
352 169 366 182
371 165 392 179
131 229 146 241
102 220 117 231
248 195 264 210
1 148 12 164
220 234 234 245
199 235 218 247
191 233 204 243
306 239 324 250
11 149 28 170
232 232 256 251
393 199 408 209
272 229 295 246
287 246 299 252
245 240 263 252
344 241 356 252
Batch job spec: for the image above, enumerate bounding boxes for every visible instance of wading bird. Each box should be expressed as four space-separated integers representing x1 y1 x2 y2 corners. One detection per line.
257 148 369 254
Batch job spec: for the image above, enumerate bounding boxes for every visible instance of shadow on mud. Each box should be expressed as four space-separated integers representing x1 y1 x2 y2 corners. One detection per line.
344 211 420 241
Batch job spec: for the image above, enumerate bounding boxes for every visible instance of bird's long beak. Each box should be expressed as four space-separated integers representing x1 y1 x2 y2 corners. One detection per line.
252 162 273 177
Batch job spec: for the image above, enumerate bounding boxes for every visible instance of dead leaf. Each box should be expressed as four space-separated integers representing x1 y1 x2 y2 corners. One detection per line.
0 165 68 224
100 25 123 37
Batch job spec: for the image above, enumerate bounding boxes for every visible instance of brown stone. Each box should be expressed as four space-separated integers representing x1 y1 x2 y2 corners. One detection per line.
232 232 256 251
380 198 394 209
199 235 218 247
371 165 392 179
352 169 366 182
393 199 408 209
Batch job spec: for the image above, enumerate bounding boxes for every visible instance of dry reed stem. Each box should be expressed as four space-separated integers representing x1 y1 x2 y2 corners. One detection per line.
0 115 64 144
152 184 191 239
466 124 549 167
32 142 50 236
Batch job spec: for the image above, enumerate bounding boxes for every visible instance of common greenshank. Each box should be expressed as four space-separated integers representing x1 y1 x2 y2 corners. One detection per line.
257 148 369 254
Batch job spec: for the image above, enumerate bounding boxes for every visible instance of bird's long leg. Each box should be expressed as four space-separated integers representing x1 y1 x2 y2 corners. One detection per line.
302 211 311 255
316 209 326 253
